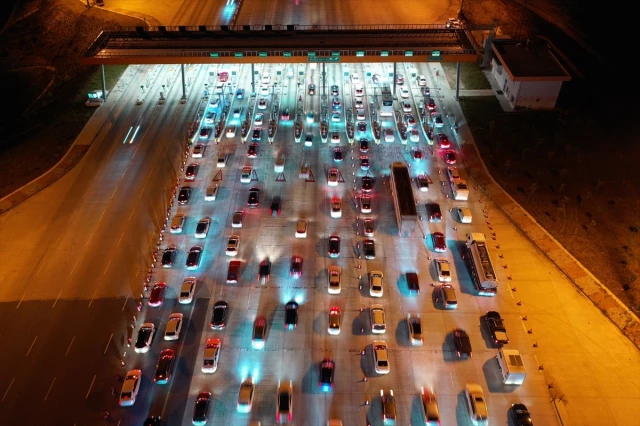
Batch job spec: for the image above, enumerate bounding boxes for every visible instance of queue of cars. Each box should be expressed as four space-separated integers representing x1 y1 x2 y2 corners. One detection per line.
128 65 532 426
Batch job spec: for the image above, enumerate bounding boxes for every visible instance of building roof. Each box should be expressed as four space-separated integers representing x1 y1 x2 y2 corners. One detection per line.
491 40 571 82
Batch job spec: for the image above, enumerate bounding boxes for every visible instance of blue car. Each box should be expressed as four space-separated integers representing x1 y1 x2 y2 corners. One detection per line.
236 88 244 99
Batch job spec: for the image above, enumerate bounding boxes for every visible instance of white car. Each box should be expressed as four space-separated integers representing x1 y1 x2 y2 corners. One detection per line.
331 112 341 122
436 258 452 282
254 113 264 126
330 196 342 218
400 87 410 99
178 277 197 304
226 235 240 256
410 129 420 143
295 219 308 238
237 377 255 413
274 153 285 172
457 207 473 223
369 270 384 297
192 144 204 158
259 85 270 96
328 307 341 335
257 98 268 110
356 109 366 121
240 166 252 183
370 304 386 334
465 383 489 425
202 338 221 373
261 73 271 84
118 369 142 406
330 132 340 144
328 265 341 294
328 168 339 187
226 126 236 138
417 75 427 86
402 101 412 113
360 195 372 214
232 211 244 228
373 340 390 374
205 184 218 201
384 128 395 143
306 111 315 124
351 74 360 82
164 313 183 341
217 154 227 168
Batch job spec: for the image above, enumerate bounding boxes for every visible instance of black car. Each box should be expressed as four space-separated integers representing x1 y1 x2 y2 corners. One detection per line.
333 148 343 162
210 300 229 329
363 239 376 259
285 301 299 330
161 246 176 268
252 128 261 141
361 176 373 193
153 349 175 384
485 311 510 345
186 246 202 269
328 235 340 258
421 86 431 97
453 329 472 358
258 259 271 284
199 127 212 139
318 358 335 391
406 272 420 295
426 203 442 222
178 186 192 205
359 138 369 153
270 196 281 216
193 392 211 425
143 417 162 426
357 121 367 132
510 403 534 426
331 85 339 96
247 143 258 158
308 83 316 95
247 188 260 207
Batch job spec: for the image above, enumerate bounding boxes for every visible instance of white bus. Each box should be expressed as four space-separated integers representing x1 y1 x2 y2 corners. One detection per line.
390 162 417 236
465 233 498 296
380 85 394 117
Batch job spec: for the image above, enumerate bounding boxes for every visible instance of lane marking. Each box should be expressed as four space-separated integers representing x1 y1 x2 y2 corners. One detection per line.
103 333 113 355
1 377 15 402
53 290 63 308
65 336 75 356
35 261 46 277
128 205 137 221
110 186 118 199
121 166 129 177
117 232 125 247
121 294 129 312
85 375 96 400
69 259 81 276
44 377 56 401
85 231 95 247
26 336 37 356
98 209 106 222
104 259 112 275
88 288 98 308
16 292 27 309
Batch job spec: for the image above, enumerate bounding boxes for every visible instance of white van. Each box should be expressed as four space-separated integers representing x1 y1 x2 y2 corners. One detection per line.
170 214 185 233
496 348 526 385
451 179 469 201
214 81 225 94
205 184 218 201
457 207 472 223
354 83 364 98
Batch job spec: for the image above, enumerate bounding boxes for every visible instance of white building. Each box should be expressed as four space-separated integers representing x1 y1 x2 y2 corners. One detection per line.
490 40 571 110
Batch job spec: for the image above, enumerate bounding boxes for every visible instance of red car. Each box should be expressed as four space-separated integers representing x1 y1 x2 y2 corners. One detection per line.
412 149 423 161
444 150 457 165
432 232 447 252
148 283 167 307
218 71 229 82
290 256 303 278
437 133 450 149
426 97 436 111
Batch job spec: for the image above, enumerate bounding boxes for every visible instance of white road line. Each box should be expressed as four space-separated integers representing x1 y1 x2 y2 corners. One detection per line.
52 290 63 308
25 336 37 356
103 333 113 355
85 375 96 399
82 188 90 200
121 294 129 311
43 377 56 401
1 377 15 402
121 166 129 177
69 259 81 276
128 205 137 221
110 186 118 199
35 261 46 277
85 231 95 247
117 232 125 247
16 292 27 309
88 288 99 307
98 209 106 222
104 259 112 275
65 336 75 356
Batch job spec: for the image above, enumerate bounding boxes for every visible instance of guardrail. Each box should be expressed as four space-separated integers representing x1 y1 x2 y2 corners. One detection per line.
106 24 452 32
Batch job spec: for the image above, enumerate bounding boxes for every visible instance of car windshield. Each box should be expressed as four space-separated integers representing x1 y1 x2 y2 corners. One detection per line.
285 309 296 323
254 324 265 338
412 322 422 334
213 307 225 321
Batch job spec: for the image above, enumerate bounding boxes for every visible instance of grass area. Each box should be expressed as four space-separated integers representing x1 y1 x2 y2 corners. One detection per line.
72 64 129 103
441 61 491 90
460 96 640 312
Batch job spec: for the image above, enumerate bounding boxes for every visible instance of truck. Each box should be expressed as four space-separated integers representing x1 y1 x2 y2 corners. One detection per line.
465 233 498 296
390 162 417 237
496 348 526 385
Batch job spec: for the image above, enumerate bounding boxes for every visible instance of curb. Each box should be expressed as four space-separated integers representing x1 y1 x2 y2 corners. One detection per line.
452 102 640 350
